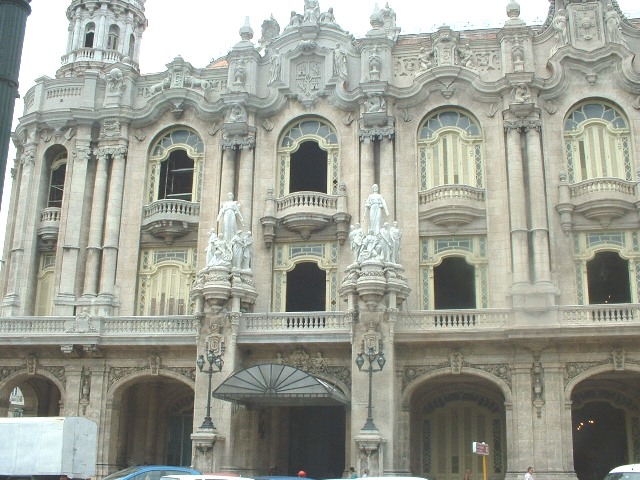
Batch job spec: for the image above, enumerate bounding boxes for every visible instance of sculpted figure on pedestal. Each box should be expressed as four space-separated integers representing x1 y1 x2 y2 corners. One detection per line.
362 184 389 234
217 192 245 242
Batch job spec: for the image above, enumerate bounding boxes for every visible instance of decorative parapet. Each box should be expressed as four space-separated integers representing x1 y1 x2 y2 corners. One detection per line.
396 310 512 332
260 185 351 246
141 199 200 244
37 207 62 250
559 304 640 324
419 185 486 230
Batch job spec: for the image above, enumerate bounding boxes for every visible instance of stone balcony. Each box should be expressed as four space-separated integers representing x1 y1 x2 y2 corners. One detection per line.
557 177 639 230
141 199 200 244
59 48 138 70
419 185 486 231
37 207 61 250
1 305 640 348
260 186 351 247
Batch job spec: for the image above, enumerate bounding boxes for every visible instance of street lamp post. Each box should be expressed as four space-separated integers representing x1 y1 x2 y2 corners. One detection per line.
196 348 224 429
355 343 386 431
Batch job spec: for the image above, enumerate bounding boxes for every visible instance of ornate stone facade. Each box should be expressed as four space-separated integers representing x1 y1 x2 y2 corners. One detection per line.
1 2 640 480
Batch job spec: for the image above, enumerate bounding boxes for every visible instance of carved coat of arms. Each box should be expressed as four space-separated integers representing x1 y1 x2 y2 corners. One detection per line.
295 60 322 99
567 2 605 51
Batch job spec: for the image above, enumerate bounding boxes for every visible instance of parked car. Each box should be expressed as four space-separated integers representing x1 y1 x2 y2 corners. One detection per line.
103 466 200 480
603 464 640 480
160 475 248 480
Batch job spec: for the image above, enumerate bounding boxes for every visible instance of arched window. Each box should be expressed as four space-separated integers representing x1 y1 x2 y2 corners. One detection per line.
84 23 95 48
564 102 632 183
586 251 631 304
434 256 476 309
272 242 339 312
107 25 120 50
418 110 483 191
147 129 204 204
136 248 196 316
48 151 67 208
277 118 339 197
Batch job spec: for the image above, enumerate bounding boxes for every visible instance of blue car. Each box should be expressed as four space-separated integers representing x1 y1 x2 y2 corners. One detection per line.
103 466 200 480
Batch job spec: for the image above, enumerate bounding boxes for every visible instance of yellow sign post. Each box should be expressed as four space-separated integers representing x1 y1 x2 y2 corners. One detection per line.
472 442 489 480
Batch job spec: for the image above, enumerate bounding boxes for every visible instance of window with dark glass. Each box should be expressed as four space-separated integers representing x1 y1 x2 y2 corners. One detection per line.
157 150 194 201
48 163 66 208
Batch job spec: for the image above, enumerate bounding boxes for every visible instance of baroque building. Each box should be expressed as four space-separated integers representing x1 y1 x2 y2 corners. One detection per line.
1 1 640 480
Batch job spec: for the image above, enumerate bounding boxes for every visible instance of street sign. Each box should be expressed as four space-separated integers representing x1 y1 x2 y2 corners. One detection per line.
473 442 489 455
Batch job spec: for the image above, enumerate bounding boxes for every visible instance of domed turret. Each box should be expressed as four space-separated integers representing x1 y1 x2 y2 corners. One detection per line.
58 0 147 76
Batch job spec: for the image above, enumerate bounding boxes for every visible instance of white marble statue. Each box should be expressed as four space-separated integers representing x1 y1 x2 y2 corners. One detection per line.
363 184 389 234
389 221 401 264
217 192 244 242
378 222 392 262
241 231 254 270
349 223 364 261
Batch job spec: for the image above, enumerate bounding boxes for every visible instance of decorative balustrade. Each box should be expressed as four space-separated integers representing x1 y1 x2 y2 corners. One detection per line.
46 86 83 99
101 316 197 335
560 304 640 324
397 310 511 331
569 178 636 199
276 192 338 212
143 199 200 222
40 207 62 223
0 317 67 334
240 312 353 332
419 185 486 205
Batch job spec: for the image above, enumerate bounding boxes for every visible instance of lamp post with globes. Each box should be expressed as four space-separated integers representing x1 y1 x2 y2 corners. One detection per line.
355 343 386 431
196 347 224 429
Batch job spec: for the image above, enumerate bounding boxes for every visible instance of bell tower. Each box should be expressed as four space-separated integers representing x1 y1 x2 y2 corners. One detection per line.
57 0 147 77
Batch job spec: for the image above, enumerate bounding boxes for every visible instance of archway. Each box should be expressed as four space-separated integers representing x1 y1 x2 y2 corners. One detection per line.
286 262 326 312
409 374 506 480
571 371 640 480
106 373 194 469
0 373 62 417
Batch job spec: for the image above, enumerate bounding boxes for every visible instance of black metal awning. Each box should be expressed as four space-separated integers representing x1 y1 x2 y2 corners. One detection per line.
212 363 349 406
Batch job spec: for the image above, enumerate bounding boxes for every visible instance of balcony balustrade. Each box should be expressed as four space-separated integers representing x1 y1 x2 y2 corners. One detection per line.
142 199 200 244
1 305 640 347
37 207 61 249
419 185 486 230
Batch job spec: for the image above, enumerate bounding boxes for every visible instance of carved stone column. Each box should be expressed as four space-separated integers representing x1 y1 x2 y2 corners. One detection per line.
55 142 91 314
99 146 127 304
2 142 36 315
525 119 552 285
503 114 530 287
82 149 109 299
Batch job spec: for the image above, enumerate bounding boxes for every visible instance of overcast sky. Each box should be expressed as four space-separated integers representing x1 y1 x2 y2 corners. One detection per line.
2 0 640 254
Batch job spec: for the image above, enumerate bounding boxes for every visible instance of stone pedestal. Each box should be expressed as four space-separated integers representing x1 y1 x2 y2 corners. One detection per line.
355 431 386 476
191 428 225 473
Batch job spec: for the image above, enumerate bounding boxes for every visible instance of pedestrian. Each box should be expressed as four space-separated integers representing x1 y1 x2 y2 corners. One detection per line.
524 467 535 480
349 467 357 479
298 471 307 478
362 469 369 478
464 469 472 480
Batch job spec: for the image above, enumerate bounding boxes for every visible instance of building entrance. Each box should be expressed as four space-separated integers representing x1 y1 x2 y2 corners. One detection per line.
288 406 346 479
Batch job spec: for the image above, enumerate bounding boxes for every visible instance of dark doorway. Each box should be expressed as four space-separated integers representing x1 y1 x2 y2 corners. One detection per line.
289 141 327 193
434 256 476 309
286 262 326 312
158 149 194 201
289 406 345 479
572 401 627 480
587 251 631 304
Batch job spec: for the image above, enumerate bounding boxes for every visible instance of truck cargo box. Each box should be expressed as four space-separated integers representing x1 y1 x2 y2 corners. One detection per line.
0 417 97 479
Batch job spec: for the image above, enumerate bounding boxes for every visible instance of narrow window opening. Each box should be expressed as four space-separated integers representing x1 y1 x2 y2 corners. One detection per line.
587 251 630 304
289 141 327 193
434 256 476 309
48 161 66 208
84 23 95 48
158 150 194 201
286 262 326 311
107 25 120 50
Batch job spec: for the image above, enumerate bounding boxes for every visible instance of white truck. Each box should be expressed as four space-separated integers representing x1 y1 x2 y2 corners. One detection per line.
0 417 97 479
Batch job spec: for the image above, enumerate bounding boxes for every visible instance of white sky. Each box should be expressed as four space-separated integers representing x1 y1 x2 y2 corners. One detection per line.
2 0 640 255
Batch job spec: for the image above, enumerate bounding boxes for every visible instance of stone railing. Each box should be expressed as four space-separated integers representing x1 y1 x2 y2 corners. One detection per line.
276 192 338 212
46 85 83 99
397 309 511 331
0 316 197 345
142 199 200 224
560 304 640 324
240 312 353 332
569 178 636 199
419 185 486 205
40 207 62 223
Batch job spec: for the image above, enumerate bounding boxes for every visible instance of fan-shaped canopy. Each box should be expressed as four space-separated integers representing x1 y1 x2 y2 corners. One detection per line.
212 363 349 406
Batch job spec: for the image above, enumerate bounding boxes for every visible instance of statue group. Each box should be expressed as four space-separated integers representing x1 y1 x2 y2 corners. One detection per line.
350 184 402 264
206 193 253 270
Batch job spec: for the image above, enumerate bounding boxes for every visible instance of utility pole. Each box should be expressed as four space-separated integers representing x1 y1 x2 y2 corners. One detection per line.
0 0 32 210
